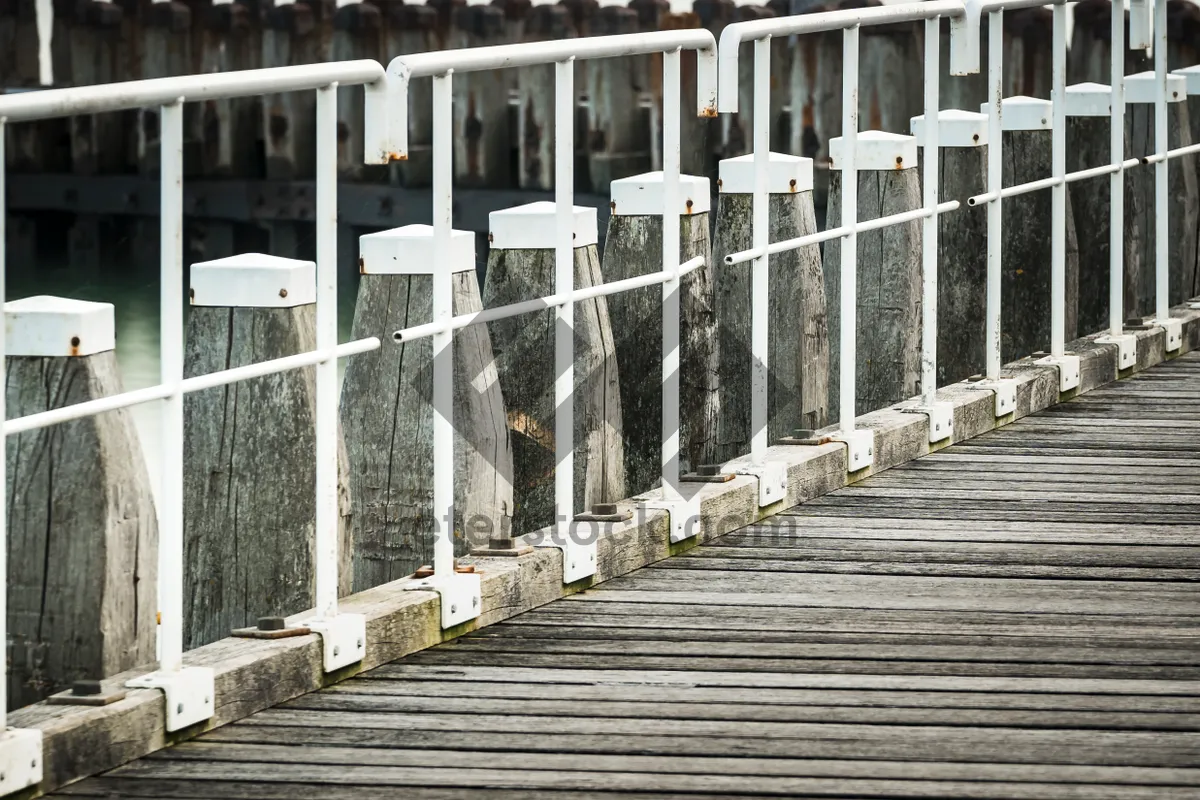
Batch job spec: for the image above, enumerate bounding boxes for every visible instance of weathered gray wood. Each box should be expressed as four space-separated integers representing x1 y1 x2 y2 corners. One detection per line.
197 1 260 178
483 244 625 534
1067 114 1114 335
601 211 717 491
713 190 828 458
136 1 195 176
452 3 513 189
919 143 987 386
183 305 353 649
824 167 922 421
1124 99 1200 314
341 271 514 589
584 7 646 193
5 352 158 710
726 5 787 161
789 24 840 207
517 5 569 191
261 0 324 181
1004 10 1052 100
1001 128 1081 362
68 0 127 177
1068 0 1150 85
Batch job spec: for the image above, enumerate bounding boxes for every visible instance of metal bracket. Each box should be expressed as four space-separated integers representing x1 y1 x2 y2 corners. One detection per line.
300 614 366 672
533 524 599 584
721 461 788 507
642 491 704 544
1153 318 1182 353
0 727 42 796
403 572 481 629
1037 354 1081 392
903 401 954 443
967 377 1017 417
831 428 874 472
1096 332 1138 370
126 667 215 732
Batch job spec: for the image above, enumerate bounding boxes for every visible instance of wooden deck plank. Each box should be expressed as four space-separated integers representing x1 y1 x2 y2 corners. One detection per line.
53 351 1200 797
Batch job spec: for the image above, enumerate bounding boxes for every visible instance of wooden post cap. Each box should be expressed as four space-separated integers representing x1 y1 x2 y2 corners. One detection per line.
488 201 598 250
358 224 475 275
829 131 919 172
1124 71 1186 104
1064 83 1112 117
718 152 814 194
609 171 711 216
190 253 316 308
979 96 1053 131
1173 65 1200 96
910 110 989 148
4 296 116 357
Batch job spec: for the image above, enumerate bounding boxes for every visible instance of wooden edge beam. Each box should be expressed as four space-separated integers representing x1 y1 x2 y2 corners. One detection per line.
12 302 1200 796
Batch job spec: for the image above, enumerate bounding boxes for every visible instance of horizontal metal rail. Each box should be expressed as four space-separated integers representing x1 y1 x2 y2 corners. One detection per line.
0 61 384 122
4 338 381 436
394 256 707 344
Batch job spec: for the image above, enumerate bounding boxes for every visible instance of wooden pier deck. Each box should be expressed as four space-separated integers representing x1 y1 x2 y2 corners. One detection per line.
55 353 1200 799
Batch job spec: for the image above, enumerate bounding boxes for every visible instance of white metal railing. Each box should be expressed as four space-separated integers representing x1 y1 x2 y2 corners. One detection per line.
0 0 1195 791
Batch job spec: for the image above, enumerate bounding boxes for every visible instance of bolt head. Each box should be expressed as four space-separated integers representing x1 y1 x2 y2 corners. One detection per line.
176 703 184 714
333 646 340 657
450 604 458 614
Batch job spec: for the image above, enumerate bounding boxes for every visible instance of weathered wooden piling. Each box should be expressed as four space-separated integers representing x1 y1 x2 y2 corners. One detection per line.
1065 82 1116 335
452 2 512 189
137 0 194 174
342 225 513 587
386 2 439 188
911 110 989 387
986 96 1080 362
602 171 717 493
262 0 326 182
4 297 157 709
332 0 384 181
182 254 353 649
1177 68 1200 303
789 12 841 206
585 6 647 192
713 152 828 458
483 202 625 535
725 4 787 161
1124 71 1200 314
198 0 260 178
1069 0 1150 86
517 5 570 191
1003 9 1052 100
652 3 713 179
824 131 922 421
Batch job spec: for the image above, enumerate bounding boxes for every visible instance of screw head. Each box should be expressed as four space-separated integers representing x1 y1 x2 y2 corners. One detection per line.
450 604 458 614
357 638 364 649
868 448 873 456
935 424 940 431
176 703 184 715
333 646 340 657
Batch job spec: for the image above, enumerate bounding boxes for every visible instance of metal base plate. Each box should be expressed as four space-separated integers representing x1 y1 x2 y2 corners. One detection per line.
1153 317 1182 352
903 401 954 443
0 727 42 795
967 377 1017 417
404 572 482 629
1096 333 1138 370
47 688 127 706
831 428 874 471
1037 354 1081 392
721 461 789 507
302 614 366 672
642 491 704 544
535 526 598 583
126 667 215 732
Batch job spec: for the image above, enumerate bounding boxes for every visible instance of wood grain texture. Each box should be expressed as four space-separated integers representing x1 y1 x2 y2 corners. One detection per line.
1001 128 1080 362
1068 115 1114 335
920 144 987 386
342 271 514 589
5 353 157 709
824 167 922 421
601 212 717 492
1124 101 1200 315
183 305 353 649
483 244 625 533
713 190 828 460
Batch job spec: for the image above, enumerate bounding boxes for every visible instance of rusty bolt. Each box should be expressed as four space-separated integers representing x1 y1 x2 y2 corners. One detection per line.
685 199 694 212
70 336 81 348
895 156 904 167
972 134 980 142
189 288 195 302
789 178 797 191
488 233 494 244
610 201 617 211
279 288 289 299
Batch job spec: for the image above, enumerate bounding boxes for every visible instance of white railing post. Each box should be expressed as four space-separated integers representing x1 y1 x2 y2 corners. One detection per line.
125 99 216 733
1110 1 1125 339
716 37 789 506
662 48 682 502
911 16 954 444
0 121 42 784
1150 0 1182 351
300 83 368 671
555 57 575 537
829 24 873 471
404 71 482 627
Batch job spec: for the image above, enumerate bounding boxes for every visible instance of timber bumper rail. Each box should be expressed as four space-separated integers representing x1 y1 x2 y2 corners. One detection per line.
2 0 1200 796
